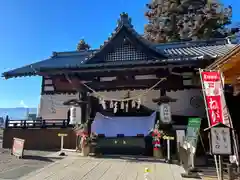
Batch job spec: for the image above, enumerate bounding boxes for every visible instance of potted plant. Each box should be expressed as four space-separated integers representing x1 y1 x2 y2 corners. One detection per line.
152 125 164 158
80 131 91 156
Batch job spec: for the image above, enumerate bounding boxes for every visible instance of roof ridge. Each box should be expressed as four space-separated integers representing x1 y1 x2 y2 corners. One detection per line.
84 13 166 63
157 38 228 46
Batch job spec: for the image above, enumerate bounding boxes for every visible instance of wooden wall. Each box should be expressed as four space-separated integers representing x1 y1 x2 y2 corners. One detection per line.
2 128 76 150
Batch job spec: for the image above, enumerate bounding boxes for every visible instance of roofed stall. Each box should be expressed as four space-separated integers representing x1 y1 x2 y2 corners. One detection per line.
206 45 240 95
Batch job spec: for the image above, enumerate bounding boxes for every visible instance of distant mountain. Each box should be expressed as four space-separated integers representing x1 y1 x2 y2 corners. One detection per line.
0 108 37 120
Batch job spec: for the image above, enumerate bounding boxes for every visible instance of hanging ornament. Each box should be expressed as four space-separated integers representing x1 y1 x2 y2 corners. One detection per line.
126 102 129 112
121 101 124 109
114 102 118 113
132 100 136 108
100 98 106 110
110 101 114 108
137 98 141 109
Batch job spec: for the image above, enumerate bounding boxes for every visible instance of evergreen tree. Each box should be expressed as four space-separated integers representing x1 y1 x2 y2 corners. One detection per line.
144 0 235 43
77 39 90 51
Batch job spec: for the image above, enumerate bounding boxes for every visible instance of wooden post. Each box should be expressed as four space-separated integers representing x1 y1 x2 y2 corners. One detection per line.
80 91 87 124
58 133 67 156
227 164 234 180
219 155 223 180
5 115 9 128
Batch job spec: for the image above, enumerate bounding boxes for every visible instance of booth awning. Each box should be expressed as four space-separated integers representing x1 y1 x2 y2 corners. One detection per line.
206 44 240 95
206 45 240 84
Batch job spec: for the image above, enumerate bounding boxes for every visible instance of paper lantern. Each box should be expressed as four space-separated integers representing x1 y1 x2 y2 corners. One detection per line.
69 106 81 125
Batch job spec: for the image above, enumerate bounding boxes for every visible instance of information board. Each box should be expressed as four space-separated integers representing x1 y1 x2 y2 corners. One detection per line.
210 127 232 155
184 118 201 153
12 138 25 158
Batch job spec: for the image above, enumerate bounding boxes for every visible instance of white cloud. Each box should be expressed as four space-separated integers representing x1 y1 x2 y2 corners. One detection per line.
20 100 28 108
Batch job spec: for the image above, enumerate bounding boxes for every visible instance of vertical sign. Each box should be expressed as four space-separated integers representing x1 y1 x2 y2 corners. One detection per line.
210 127 231 155
185 118 201 153
200 71 225 126
200 69 239 165
176 130 185 146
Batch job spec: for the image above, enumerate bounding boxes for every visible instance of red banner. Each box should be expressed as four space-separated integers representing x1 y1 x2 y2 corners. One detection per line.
201 71 224 126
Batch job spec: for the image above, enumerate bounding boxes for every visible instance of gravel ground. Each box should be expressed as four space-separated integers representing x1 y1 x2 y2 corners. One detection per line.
0 135 63 180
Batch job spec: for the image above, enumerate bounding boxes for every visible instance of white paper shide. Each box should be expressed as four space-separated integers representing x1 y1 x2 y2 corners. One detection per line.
211 127 232 155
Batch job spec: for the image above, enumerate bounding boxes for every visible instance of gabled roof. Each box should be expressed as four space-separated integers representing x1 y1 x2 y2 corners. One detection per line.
1 13 238 79
84 12 167 64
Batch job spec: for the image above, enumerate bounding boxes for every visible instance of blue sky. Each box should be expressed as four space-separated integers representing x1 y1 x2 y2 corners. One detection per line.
0 0 239 108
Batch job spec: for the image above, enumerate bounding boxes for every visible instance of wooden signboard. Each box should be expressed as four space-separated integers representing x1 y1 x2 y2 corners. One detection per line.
210 127 232 155
58 133 68 137
12 138 25 158
162 135 175 140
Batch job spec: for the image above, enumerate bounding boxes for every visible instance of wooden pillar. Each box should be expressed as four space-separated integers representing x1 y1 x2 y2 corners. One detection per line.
80 91 87 124
161 89 166 96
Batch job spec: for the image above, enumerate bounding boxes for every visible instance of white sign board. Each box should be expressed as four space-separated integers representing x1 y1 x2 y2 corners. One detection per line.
176 130 185 146
159 103 172 124
210 127 232 155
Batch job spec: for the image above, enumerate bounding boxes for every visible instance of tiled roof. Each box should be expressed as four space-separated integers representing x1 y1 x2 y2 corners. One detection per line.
155 38 236 58
1 13 238 79
163 44 236 58
2 51 93 78
2 41 238 79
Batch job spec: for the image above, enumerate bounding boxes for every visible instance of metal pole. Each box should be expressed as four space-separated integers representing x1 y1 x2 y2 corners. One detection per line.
60 136 64 151
199 69 211 127
220 74 239 166
191 151 195 169
167 139 170 162
200 69 220 178
219 155 223 180
214 154 220 180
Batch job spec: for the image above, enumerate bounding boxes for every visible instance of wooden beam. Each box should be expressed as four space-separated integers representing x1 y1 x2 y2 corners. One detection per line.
85 76 184 91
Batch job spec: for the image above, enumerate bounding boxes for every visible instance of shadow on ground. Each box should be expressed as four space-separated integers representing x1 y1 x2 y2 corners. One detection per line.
95 154 170 163
23 155 63 162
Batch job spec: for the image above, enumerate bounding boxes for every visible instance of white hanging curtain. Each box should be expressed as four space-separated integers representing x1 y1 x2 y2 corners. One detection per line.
91 112 156 137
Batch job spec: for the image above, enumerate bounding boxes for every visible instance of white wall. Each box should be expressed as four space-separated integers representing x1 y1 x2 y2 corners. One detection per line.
39 89 206 120
39 94 79 119
96 89 205 117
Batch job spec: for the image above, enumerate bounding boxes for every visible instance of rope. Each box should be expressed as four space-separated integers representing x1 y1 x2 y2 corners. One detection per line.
65 74 167 102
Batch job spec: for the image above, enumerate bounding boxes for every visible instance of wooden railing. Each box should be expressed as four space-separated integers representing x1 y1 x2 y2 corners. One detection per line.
4 118 73 129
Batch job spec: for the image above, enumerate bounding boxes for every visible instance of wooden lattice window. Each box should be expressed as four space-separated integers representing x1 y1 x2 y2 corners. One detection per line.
104 41 151 61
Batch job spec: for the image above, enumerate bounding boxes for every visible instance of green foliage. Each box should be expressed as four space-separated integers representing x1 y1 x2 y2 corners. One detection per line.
77 39 90 51
144 0 235 43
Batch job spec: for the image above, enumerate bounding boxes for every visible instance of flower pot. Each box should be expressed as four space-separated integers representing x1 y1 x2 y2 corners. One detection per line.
153 148 164 159
81 146 90 156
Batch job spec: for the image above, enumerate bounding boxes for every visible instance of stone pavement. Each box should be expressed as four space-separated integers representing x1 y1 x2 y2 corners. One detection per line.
0 146 62 180
19 153 201 180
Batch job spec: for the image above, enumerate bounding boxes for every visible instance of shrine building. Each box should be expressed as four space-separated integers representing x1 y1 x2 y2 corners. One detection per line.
2 13 238 152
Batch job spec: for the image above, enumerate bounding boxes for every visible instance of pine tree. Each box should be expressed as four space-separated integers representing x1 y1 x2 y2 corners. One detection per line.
144 0 234 43
77 39 90 51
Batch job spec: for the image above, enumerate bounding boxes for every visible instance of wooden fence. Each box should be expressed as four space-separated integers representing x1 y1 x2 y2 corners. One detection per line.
4 117 73 129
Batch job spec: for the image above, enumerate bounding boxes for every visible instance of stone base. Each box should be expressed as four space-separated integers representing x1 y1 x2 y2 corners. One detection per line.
181 172 201 179
153 148 164 159
80 146 90 156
